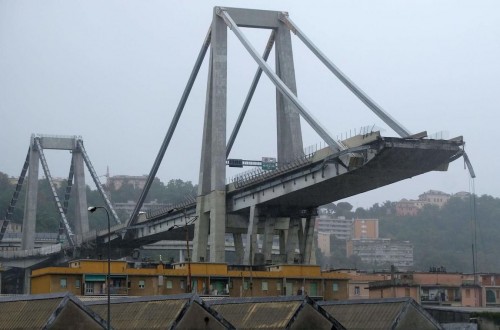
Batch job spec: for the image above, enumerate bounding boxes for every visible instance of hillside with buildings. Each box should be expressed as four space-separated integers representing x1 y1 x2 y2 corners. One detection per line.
316 191 500 274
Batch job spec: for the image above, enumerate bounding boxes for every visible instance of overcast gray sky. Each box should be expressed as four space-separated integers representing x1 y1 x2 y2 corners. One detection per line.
1 0 498 208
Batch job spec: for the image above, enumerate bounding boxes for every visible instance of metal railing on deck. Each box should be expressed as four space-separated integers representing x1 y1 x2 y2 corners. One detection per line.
0 243 62 259
228 150 318 190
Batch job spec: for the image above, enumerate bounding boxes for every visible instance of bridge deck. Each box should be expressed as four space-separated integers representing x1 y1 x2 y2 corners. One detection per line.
0 136 464 259
256 137 462 209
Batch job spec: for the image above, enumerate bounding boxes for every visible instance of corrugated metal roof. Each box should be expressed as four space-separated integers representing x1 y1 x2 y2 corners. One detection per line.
84 293 193 304
207 295 305 305
0 292 107 329
211 300 302 329
321 301 405 329
0 298 62 329
88 299 189 329
318 298 442 330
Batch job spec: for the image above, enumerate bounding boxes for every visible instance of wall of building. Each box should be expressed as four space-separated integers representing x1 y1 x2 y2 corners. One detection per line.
317 232 331 257
461 286 482 307
412 272 463 286
323 278 349 301
30 260 350 300
369 286 419 301
352 219 378 239
347 275 389 300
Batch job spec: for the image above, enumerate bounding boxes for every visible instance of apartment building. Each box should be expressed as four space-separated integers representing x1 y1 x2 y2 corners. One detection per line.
346 238 414 270
368 270 483 307
419 190 451 208
30 259 350 301
330 269 392 300
396 190 452 216
315 215 353 240
395 199 427 216
106 175 148 191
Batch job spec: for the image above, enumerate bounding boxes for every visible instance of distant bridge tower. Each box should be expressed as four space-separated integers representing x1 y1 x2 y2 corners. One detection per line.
0 135 120 251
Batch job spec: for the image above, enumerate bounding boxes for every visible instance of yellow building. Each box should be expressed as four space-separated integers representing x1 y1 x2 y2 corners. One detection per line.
31 259 350 301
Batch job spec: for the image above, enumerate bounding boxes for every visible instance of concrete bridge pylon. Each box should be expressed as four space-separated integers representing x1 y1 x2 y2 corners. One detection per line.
193 8 309 263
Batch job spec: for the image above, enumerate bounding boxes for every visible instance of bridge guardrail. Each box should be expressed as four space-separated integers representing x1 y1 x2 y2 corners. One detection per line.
227 141 335 190
229 152 314 189
0 243 62 259
146 197 196 219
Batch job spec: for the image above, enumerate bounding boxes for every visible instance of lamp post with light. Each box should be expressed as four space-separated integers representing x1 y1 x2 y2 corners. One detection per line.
88 206 111 330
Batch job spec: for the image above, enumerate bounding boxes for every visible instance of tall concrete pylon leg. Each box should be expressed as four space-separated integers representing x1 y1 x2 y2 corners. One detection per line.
303 215 316 264
286 218 301 264
261 217 276 263
192 44 215 263
23 268 31 294
244 205 259 265
275 22 304 164
73 151 89 243
193 10 227 263
233 233 244 264
21 145 39 250
298 218 305 258
279 228 287 257
192 205 210 262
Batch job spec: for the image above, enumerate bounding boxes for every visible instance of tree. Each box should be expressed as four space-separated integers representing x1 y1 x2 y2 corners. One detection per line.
333 202 353 218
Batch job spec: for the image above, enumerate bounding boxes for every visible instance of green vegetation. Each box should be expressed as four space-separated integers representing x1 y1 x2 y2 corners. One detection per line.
0 171 196 232
318 195 500 273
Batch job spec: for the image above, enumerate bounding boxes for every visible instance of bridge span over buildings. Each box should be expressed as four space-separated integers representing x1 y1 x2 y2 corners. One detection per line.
0 7 473 292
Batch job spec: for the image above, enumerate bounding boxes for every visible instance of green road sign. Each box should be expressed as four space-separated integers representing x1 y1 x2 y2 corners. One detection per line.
261 157 276 171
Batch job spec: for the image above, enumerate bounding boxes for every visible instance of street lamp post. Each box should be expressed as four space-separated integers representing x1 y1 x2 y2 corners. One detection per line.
167 210 196 293
184 213 192 293
88 206 111 330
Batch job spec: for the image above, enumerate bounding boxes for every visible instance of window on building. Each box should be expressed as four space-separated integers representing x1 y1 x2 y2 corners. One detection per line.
180 280 185 289
243 281 249 290
60 278 67 288
354 286 360 295
405 288 410 297
167 280 173 289
262 281 268 291
75 279 80 289
139 280 145 289
277 282 281 291
85 283 94 294
128 281 131 288
466 289 471 298
333 283 339 292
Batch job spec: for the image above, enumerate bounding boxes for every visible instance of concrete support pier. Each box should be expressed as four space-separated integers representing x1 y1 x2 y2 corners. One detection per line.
23 268 31 294
73 151 89 242
22 145 39 250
